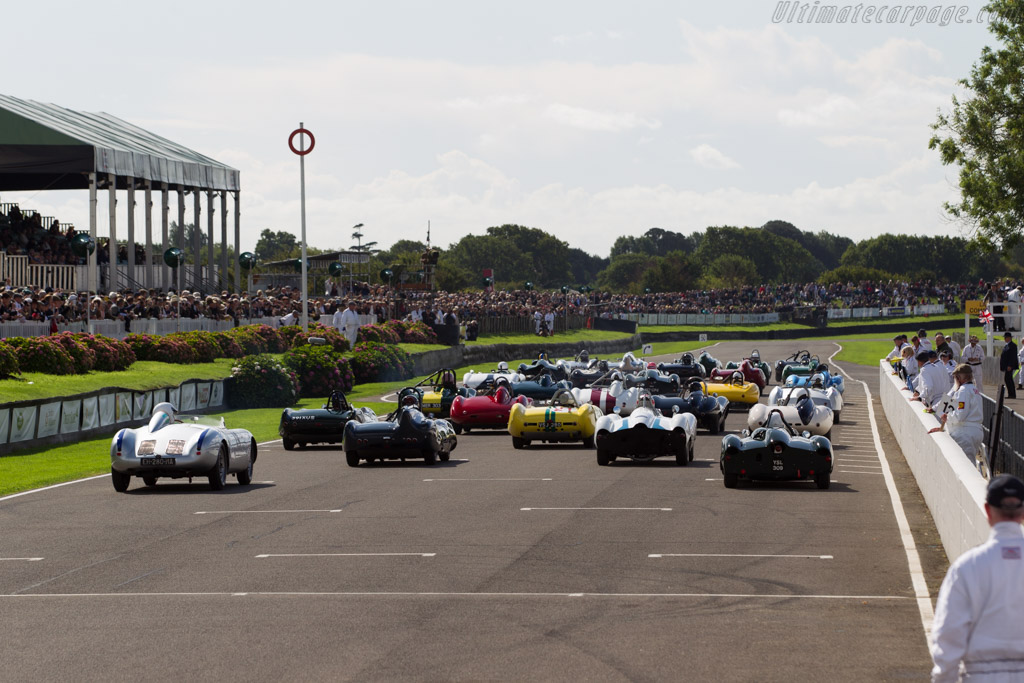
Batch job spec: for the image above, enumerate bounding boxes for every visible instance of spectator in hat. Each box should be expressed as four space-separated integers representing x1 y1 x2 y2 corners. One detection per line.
930 474 1024 681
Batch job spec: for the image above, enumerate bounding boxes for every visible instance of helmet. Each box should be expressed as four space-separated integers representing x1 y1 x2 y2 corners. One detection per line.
497 361 509 372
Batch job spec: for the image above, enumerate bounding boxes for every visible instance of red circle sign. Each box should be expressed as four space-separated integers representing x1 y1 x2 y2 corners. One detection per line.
288 128 315 156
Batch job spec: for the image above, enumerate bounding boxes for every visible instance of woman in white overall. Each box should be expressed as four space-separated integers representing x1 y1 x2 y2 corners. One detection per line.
930 364 984 460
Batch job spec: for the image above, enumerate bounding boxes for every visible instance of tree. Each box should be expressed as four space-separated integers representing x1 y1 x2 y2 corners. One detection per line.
762 220 852 271
567 248 607 286
254 229 298 262
695 226 822 283
929 1 1024 249
701 254 759 290
596 253 655 292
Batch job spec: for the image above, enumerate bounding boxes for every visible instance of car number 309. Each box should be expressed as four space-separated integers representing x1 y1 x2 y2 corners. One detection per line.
773 459 784 471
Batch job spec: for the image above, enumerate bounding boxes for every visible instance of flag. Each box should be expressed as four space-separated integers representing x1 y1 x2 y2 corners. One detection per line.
980 310 994 325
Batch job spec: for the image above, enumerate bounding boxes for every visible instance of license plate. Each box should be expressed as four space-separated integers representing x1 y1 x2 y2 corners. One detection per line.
140 457 175 466
166 439 186 455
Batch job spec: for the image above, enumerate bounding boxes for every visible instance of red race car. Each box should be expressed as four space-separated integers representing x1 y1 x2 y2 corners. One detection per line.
709 359 767 393
449 385 533 434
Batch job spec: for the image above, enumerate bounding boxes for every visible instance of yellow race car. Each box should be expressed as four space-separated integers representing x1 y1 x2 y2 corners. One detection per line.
508 389 600 449
696 372 760 408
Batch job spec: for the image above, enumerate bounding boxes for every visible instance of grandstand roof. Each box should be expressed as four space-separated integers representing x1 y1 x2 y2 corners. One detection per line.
0 94 239 192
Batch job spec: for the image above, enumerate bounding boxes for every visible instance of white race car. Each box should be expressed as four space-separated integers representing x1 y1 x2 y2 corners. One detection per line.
572 379 643 416
766 374 843 421
110 402 257 492
606 352 647 373
748 388 834 438
462 362 525 390
594 392 698 466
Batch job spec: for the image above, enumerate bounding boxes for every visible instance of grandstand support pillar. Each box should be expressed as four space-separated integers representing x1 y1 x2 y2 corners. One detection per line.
193 191 201 292
233 192 241 294
220 191 228 293
108 174 117 294
88 172 98 295
177 188 185 293
144 183 153 290
206 190 215 294
161 185 169 291
127 178 136 289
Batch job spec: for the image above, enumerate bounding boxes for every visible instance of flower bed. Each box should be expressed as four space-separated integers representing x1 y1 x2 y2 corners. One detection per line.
348 341 415 383
226 354 300 408
0 341 21 378
356 323 402 345
282 345 354 397
3 337 76 375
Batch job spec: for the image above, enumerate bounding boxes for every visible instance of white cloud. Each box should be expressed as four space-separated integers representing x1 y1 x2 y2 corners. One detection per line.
689 144 740 170
544 104 661 132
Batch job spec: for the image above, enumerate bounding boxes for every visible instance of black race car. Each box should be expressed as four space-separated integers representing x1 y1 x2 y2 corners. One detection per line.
342 392 457 466
621 369 682 395
657 353 706 382
652 381 729 433
719 408 834 489
279 389 378 450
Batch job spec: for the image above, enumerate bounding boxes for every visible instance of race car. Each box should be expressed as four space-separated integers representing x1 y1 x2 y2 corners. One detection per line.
725 350 772 385
407 368 475 418
594 391 697 466
620 368 682 395
699 372 760 408
569 361 618 388
652 380 729 433
785 365 845 395
572 379 643 416
462 361 524 391
504 375 574 402
278 389 377 450
555 349 598 373
507 388 601 449
697 351 722 376
748 387 834 437
449 384 533 433
607 352 647 373
721 409 834 489
110 402 257 492
769 374 843 420
774 350 817 382
780 354 821 383
342 392 457 466
517 358 569 382
657 353 706 382
710 359 766 393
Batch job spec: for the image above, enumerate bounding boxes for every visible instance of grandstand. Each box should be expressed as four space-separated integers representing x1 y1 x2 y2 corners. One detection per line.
0 94 240 294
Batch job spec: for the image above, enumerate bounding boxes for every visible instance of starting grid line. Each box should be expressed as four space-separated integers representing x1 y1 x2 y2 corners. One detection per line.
0 590 915 601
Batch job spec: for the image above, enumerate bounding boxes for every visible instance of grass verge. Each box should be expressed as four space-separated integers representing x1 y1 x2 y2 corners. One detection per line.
639 314 968 334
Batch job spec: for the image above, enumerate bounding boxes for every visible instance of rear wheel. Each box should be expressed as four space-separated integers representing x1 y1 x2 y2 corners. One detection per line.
723 473 739 489
815 472 831 490
688 441 695 462
298 442 307 450
452 424 463 435
582 434 595 449
512 437 526 450
208 447 227 490
675 446 689 466
597 449 612 466
439 450 451 463
345 450 360 467
824 429 833 441
834 411 841 424
111 469 131 493
142 475 158 487
282 438 295 451
423 449 437 465
709 415 721 434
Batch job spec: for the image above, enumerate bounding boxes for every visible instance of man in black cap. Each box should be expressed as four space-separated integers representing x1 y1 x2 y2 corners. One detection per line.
999 332 1018 399
931 474 1024 681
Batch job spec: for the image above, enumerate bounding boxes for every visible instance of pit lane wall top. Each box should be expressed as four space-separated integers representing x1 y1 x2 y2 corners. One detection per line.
0 380 224 455
878 360 989 561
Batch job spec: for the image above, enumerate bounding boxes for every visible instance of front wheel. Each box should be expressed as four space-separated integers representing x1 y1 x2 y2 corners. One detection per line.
111 469 131 493
208 448 227 491
723 473 739 489
237 441 256 485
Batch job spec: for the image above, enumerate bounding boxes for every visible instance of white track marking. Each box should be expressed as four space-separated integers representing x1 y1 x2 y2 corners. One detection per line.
838 471 884 475
0 558 43 562
0 437 285 503
520 507 671 511
194 509 342 515
0 590 914 600
649 553 832 560
705 478 722 481
255 553 435 558
424 478 552 482
831 344 934 636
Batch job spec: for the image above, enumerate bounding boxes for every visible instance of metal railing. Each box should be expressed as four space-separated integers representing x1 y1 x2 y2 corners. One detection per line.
982 388 1024 479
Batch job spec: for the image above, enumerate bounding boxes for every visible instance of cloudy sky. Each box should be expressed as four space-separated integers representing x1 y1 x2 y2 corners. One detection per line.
1 0 995 256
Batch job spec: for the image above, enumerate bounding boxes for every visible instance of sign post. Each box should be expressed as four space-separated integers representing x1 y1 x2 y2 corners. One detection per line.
965 299 984 352
289 124 315 333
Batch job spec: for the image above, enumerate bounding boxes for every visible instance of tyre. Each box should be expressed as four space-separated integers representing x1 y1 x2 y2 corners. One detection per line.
282 438 295 451
439 450 450 462
423 449 437 465
675 447 689 466
834 411 841 424
723 473 739 489
582 434 595 449
512 437 526 449
453 423 463 435
298 442 307 450
824 429 833 441
142 475 158 487
237 442 255 485
815 472 831 489
688 441 695 462
464 427 472 434
345 450 360 467
709 415 721 434
111 469 131 493
597 449 612 466
208 447 227 491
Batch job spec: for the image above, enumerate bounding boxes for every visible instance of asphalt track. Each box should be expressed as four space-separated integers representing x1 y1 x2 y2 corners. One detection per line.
0 340 944 682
